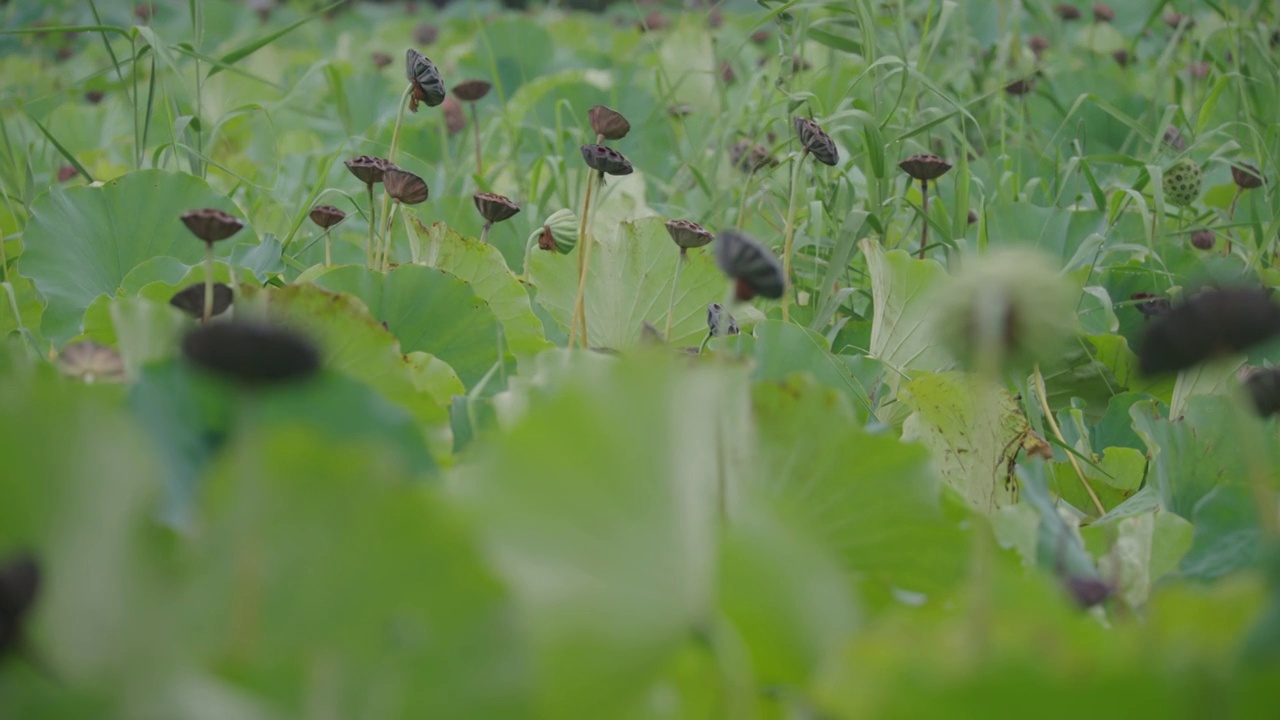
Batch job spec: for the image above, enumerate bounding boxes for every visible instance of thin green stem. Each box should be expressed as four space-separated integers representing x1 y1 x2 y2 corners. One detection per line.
569 173 598 349
365 183 376 268
323 229 331 267
918 179 930 259
373 86 413 269
480 221 492 246
663 251 686 341
404 210 420 265
780 152 806 322
471 103 483 180
381 202 402 271
202 241 214 323
734 171 755 230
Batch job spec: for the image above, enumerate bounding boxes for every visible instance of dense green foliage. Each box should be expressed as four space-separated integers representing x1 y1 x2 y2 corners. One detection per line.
2 0 1280 717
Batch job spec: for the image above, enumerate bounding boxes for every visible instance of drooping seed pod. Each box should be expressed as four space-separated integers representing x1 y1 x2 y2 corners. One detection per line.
1092 3 1115 22
793 116 839 166
899 154 952 182
1190 228 1215 250
933 248 1078 375
371 52 393 69
181 321 321 386
382 168 430 205
665 219 714 253
580 144 634 176
1131 292 1171 320
180 208 244 244
528 209 578 254
345 155 395 186
730 140 777 174
1232 162 1264 190
715 229 785 301
474 192 520 224
309 204 346 230
406 49 446 111
1162 159 1202 208
1243 366 1280 417
171 282 233 320
442 95 466 136
706 303 740 337
452 79 492 103
1112 49 1133 68
588 105 630 141
1054 3 1081 20
1028 35 1049 58
1138 286 1280 376
55 341 126 382
0 553 41 658
1162 126 1187 152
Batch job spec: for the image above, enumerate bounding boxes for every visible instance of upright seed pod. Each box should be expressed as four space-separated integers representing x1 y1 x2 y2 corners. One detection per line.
180 208 244 324
899 154 953 259
1163 159 1202 208
181 321 321 387
453 80 493 175
473 192 520 244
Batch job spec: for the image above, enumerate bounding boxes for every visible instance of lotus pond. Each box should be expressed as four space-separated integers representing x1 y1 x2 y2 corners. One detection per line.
2 0 1280 717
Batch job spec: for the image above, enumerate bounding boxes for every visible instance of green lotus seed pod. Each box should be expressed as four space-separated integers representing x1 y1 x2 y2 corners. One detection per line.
528 209 579 254
1162 159 1202 208
933 249 1078 375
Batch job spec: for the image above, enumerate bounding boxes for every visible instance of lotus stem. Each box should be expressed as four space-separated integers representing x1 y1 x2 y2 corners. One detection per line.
365 183 377 268
373 86 413 270
471 103 483 179
404 210 420 265
569 171 598 349
918 179 930 260
1033 362 1106 517
780 150 806 322
323 229 332 267
202 241 214 323
663 250 686 341
381 201 401 272
480 221 492 246
734 171 755 230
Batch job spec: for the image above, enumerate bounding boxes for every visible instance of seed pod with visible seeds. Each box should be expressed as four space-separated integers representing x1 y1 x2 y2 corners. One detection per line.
452 79 491 103
474 192 520 224
182 321 321 386
1162 159 1202 208
706 303 740 337
171 282 233 319
588 105 630 141
405 49 446 111
1243 366 1280 417
1131 292 1171 319
180 208 244 244
1190 228 1215 250
0 553 41 658
1092 3 1114 22
580 144 633 176
383 168 429 205
345 155 395 186
933 249 1078 374
309 205 346 230
665 219 714 254
1138 286 1280 376
56 341 126 382
442 95 466 136
715 229 785 301
793 116 839 166
1232 163 1264 190
528 209 578 254
898 154 952 182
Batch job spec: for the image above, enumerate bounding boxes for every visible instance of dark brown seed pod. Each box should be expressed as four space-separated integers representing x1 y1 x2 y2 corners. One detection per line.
665 219 714 252
1187 62 1209 79
309 205 346 229
899 154 952 182
0 553 41 658
1138 286 1280 376
730 140 777 174
181 321 321 386
967 209 979 225
750 29 771 44
1243 366 1280 417
452 79 492 103
588 105 630 141
638 11 668 33
719 60 737 85
473 192 520 224
706 303 740 337
1190 228 1215 250
134 3 154 22
1092 3 1114 22
1163 11 1193 30
442 95 466 136
793 116 839 166
1162 126 1187 152
382 168 429 205
580 144 634 176
345 155 395 186
180 208 244 244
85 89 105 104
413 23 438 45
1028 35 1049 58
1065 575 1112 609
1004 77 1035 96
1112 49 1132 67
56 165 77 183
1054 3 1081 20
1131 293 1171 319
1232 163 1264 190
715 229 785 301
170 282 233 319
668 104 694 119
406 49 446 111
56 341 126 382
372 52 393 69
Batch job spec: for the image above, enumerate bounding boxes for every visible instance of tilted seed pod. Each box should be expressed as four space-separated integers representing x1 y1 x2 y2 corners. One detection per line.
383 168 430 205
1162 159 1202 208
714 229 785 301
793 116 839 166
529 209 578 254
309 204 346 229
1092 2 1115 22
1138 286 1280 376
1232 162 1264 190
898 154 952 182
405 49 446 111
706 303 740 337
1054 4 1081 20
588 105 630 141
171 282 233 319
180 208 244 244
474 192 520 224
345 155 395 186
581 144 633 176
181 321 321 386
664 219 714 252
452 79 492 102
